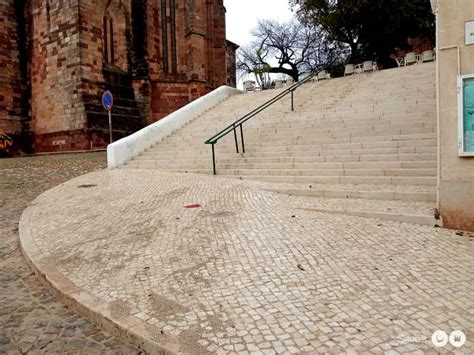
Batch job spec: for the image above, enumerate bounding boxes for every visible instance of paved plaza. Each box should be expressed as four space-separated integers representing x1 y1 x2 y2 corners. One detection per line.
19 168 474 354
0 153 141 354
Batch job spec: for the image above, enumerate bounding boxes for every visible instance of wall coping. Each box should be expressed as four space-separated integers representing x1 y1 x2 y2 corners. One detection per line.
107 86 242 168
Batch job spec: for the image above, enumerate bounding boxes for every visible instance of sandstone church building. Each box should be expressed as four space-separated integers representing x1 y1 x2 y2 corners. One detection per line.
0 0 237 153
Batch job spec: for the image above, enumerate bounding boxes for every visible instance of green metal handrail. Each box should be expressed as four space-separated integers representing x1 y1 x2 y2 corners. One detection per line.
204 71 319 175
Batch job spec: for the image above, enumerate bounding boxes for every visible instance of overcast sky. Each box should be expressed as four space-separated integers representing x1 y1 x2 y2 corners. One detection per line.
224 0 293 47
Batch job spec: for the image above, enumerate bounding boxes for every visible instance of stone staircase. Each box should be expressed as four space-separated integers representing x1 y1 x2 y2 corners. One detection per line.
120 62 440 226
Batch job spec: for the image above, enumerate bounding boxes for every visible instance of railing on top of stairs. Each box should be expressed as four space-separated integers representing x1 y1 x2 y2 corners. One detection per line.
204 71 319 175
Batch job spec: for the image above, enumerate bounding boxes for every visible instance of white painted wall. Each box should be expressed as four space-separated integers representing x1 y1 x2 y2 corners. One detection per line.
107 86 242 168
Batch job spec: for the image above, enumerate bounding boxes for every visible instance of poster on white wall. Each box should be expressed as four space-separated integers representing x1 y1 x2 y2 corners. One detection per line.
458 74 474 156
466 21 474 45
464 78 474 153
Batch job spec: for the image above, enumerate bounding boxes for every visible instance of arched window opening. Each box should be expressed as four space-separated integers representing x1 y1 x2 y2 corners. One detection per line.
103 16 115 64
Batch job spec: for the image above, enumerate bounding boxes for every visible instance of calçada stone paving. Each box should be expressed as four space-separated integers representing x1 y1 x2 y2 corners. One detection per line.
20 168 474 353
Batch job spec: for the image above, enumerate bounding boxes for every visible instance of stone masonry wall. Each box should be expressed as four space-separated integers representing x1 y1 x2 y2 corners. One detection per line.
78 0 132 84
211 0 227 87
77 0 144 142
146 0 230 122
149 81 210 122
226 41 238 88
3 0 236 153
29 0 84 151
0 0 23 136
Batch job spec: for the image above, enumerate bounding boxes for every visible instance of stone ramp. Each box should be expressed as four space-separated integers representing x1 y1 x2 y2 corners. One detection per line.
263 182 438 226
20 170 474 353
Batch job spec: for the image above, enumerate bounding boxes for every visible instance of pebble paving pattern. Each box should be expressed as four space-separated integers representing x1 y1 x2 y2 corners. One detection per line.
23 168 474 354
0 153 142 354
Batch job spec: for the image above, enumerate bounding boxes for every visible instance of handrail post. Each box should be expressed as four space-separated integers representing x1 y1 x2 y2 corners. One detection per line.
233 125 239 153
240 124 245 153
211 143 216 175
291 89 294 111
204 71 321 158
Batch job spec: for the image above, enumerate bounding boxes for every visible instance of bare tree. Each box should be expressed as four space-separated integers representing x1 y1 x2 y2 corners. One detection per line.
237 42 272 89
237 19 345 83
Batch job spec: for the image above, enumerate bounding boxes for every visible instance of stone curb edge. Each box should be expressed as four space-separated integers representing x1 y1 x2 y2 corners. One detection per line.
19 200 180 355
298 207 440 226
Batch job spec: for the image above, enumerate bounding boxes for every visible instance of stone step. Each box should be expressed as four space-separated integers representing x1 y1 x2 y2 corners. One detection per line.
137 165 436 177
164 138 438 151
118 165 436 185
162 135 438 148
220 175 437 186
171 124 437 142
139 152 437 163
158 168 435 178
192 113 436 129
188 113 436 129
133 158 436 170
182 113 437 127
162 131 439 144
168 132 438 145
183 127 437 141
266 186 436 203
133 156 437 169
177 116 437 129
147 145 437 156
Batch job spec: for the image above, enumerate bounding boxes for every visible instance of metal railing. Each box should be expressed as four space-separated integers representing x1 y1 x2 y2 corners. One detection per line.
204 71 319 175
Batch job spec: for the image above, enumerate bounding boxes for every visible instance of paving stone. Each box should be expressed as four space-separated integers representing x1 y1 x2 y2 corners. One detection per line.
20 168 474 353
0 153 142 354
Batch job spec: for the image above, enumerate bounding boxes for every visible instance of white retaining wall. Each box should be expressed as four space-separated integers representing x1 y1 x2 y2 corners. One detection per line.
107 86 242 168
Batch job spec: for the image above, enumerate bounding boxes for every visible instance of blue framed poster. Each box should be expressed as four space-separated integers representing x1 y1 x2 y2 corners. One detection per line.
458 74 474 156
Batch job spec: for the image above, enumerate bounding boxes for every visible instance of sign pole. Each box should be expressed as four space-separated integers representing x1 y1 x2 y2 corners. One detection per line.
102 90 114 144
108 109 113 143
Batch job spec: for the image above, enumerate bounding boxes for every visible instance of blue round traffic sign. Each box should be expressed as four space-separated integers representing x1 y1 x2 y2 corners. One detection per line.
102 91 113 111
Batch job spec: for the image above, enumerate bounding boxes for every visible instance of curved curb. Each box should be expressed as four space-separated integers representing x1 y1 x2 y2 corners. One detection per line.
19 193 180 355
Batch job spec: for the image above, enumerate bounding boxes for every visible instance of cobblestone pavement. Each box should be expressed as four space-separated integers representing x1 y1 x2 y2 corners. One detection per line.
22 169 474 354
0 152 142 354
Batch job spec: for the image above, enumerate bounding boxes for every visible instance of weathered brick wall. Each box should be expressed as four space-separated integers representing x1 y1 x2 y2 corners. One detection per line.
149 81 212 122
210 0 227 87
28 0 84 150
78 0 140 136
0 0 23 136
5 0 236 153
78 0 131 83
184 0 207 82
146 0 233 122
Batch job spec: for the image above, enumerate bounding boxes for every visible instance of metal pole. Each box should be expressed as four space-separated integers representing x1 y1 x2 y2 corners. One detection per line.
233 125 239 153
291 90 294 111
240 124 245 153
108 110 113 143
211 143 216 175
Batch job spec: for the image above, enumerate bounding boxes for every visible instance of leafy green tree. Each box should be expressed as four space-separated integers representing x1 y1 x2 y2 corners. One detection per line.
290 0 435 66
